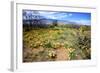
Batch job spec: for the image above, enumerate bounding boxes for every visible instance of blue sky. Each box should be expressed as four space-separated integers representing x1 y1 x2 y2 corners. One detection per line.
23 10 91 25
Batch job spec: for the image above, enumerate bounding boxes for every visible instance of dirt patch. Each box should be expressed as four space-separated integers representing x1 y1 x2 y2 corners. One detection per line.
23 47 70 62
55 48 70 61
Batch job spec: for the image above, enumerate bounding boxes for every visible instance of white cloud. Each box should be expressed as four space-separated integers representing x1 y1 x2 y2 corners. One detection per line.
39 11 57 15
68 13 72 16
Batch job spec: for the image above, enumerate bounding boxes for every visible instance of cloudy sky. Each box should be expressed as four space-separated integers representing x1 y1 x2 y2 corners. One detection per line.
23 10 91 25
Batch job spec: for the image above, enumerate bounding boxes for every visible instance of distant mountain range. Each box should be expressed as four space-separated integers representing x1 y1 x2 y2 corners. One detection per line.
39 18 87 26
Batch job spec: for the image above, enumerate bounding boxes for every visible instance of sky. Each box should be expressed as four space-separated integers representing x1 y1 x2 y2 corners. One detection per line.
23 10 91 25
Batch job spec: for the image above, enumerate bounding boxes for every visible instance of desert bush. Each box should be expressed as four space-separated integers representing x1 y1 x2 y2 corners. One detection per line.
79 25 91 33
23 25 91 61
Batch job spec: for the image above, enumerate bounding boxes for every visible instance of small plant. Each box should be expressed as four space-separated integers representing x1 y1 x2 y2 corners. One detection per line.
43 41 53 48
69 52 76 60
48 50 57 59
